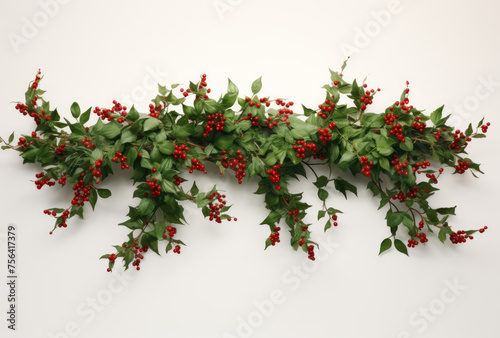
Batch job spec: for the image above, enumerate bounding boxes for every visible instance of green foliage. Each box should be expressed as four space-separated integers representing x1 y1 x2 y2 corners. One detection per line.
1 64 490 271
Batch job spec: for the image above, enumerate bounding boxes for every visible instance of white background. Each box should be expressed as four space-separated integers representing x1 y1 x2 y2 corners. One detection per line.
1 1 499 337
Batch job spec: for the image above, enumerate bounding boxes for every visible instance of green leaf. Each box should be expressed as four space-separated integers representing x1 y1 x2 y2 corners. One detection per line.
190 182 199 196
314 175 329 188
137 198 155 216
465 123 473 137
333 178 357 199
71 102 81 119
394 239 408 256
379 238 392 255
324 219 332 232
329 144 340 162
318 210 327 220
155 221 166 239
144 117 161 132
387 211 404 227
251 76 262 94
228 78 238 94
438 229 447 243
436 206 456 215
100 122 121 139
158 141 175 155
97 188 112 199
400 138 413 151
89 187 98 211
317 188 329 201
121 128 137 144
337 152 356 170
430 106 444 126
127 106 140 122
8 132 14 143
214 134 236 150
119 219 143 230
80 108 91 125
260 211 281 226
302 105 316 117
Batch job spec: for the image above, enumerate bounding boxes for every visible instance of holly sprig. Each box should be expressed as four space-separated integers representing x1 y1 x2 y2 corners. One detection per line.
1 63 491 272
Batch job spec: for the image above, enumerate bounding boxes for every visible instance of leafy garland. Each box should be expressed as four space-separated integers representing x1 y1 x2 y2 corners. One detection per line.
0 62 490 272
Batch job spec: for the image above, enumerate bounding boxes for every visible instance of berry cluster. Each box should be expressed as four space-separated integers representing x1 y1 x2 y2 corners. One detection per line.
207 191 227 223
203 113 225 137
411 116 426 134
391 155 409 176
145 178 161 197
17 136 29 151
384 113 399 125
288 209 299 223
384 113 405 141
244 112 260 127
91 159 103 181
71 173 91 206
317 127 332 145
407 232 428 248
276 99 293 124
393 82 413 114
264 116 278 130
478 226 488 233
454 159 470 174
30 69 42 89
15 103 29 116
318 97 335 119
481 122 491 133
293 140 317 158
173 174 183 186
269 227 281 246
173 245 181 254
360 155 372 177
307 245 315 261
198 73 209 92
81 137 95 149
392 186 419 202
389 122 405 142
267 163 282 190
162 225 177 239
173 144 189 160
187 158 207 174
331 213 339 227
112 151 130 170
412 160 430 172
35 172 55 189
55 142 66 155
180 88 192 97
148 103 162 118
449 129 470 150
359 83 379 111
425 168 444 184
130 242 149 271
450 230 473 244
222 150 246 184
43 209 57 217
58 173 67 186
